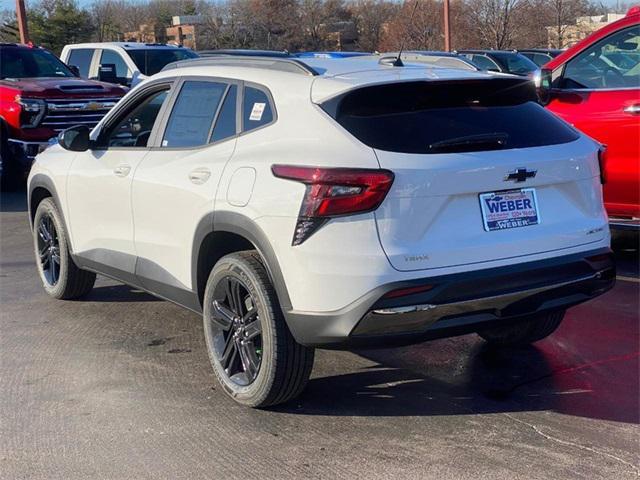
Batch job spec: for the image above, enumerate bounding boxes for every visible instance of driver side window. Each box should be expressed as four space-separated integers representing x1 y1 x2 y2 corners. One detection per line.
562 26 640 90
104 88 170 148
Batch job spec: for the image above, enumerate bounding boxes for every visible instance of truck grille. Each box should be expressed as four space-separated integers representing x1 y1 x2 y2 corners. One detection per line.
40 97 121 133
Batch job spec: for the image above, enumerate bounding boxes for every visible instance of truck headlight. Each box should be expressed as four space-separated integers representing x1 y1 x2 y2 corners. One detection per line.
16 96 46 128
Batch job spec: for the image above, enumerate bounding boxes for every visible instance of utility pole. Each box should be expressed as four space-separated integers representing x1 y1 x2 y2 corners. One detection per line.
443 0 451 51
16 0 29 44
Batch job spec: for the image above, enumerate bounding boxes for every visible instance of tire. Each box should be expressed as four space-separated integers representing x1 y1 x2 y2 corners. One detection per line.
203 251 314 408
478 311 565 346
33 197 96 299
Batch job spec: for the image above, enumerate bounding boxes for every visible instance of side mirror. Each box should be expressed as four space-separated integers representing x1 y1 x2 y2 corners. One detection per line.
98 63 118 84
68 64 81 77
58 125 91 152
537 68 553 105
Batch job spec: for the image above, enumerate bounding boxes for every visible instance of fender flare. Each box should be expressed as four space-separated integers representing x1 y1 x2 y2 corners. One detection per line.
27 174 70 244
192 211 292 311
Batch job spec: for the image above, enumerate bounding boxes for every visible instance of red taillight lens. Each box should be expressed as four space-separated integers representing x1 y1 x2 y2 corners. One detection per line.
598 145 607 185
272 165 395 245
382 284 434 299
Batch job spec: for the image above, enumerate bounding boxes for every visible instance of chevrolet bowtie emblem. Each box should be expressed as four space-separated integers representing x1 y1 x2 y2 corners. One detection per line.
86 102 102 111
504 168 537 183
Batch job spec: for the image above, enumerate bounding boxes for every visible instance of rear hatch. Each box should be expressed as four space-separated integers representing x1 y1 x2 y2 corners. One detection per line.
321 78 607 271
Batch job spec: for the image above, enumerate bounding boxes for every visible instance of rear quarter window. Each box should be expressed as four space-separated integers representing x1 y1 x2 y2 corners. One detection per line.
322 79 579 154
242 86 274 132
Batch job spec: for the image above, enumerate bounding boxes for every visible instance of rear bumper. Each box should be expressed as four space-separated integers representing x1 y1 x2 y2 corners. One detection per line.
284 248 615 348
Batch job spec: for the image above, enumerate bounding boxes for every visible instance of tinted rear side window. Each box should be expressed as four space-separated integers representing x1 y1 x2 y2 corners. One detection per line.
243 86 274 132
322 80 579 154
163 81 226 148
210 85 237 143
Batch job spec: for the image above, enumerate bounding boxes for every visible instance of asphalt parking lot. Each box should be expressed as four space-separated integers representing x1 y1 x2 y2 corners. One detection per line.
1 190 638 480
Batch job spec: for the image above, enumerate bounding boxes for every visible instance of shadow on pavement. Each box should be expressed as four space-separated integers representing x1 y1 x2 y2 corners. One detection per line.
86 284 161 303
282 339 639 424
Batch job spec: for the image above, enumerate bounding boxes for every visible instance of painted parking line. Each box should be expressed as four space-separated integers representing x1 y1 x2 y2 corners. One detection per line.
617 276 640 283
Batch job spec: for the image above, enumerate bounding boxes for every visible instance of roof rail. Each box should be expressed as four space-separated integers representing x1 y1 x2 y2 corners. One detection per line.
162 55 319 76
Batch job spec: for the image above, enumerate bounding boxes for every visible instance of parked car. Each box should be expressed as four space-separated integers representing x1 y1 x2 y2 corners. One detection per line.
539 8 639 230
28 55 615 407
458 49 540 79
0 42 126 189
60 42 198 88
296 51 371 58
518 48 563 67
199 49 292 58
383 51 479 70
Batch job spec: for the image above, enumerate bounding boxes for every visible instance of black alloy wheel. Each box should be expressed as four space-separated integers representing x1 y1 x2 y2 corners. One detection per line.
210 276 263 386
36 214 61 286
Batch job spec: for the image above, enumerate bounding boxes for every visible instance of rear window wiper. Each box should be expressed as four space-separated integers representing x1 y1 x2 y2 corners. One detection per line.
428 133 509 153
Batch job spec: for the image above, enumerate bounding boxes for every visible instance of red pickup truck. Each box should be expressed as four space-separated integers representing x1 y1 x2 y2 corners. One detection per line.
540 8 640 230
0 43 126 189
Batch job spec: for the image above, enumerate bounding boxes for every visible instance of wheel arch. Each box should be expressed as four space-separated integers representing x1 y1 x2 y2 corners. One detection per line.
192 211 292 312
28 174 67 238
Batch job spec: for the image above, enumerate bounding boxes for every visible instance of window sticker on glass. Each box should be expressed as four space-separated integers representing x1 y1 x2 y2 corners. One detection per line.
249 102 266 121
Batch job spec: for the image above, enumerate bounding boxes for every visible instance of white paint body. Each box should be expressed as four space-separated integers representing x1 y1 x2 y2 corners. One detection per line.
29 59 610 315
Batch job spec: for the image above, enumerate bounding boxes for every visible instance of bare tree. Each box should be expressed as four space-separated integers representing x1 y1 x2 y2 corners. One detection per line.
467 0 523 49
92 0 127 41
299 0 350 50
350 0 398 52
249 0 301 50
547 0 591 48
380 0 443 52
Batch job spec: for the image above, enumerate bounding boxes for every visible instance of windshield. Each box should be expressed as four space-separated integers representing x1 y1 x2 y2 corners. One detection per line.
126 49 198 76
1 47 75 79
492 52 538 75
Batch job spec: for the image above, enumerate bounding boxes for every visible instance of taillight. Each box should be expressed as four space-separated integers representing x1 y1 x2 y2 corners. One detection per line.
382 284 434 299
598 145 607 185
272 165 394 245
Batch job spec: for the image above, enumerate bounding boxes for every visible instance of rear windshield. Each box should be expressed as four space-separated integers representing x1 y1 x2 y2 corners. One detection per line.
322 79 579 154
126 48 198 76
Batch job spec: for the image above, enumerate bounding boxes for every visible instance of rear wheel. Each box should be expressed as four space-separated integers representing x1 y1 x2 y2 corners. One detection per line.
203 251 314 408
33 198 96 299
478 311 565 346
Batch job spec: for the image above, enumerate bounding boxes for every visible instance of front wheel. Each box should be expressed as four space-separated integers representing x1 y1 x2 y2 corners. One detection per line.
203 251 314 408
33 198 96 299
478 311 565 346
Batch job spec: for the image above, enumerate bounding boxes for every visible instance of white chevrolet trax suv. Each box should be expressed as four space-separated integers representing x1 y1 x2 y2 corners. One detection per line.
28 56 615 407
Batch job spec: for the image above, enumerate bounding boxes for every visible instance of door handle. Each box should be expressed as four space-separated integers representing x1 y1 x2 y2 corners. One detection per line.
623 104 640 115
113 164 131 177
189 167 211 185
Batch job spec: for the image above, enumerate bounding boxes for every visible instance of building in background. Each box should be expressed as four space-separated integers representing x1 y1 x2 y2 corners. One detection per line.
547 13 625 48
124 23 165 44
166 15 205 50
319 21 358 51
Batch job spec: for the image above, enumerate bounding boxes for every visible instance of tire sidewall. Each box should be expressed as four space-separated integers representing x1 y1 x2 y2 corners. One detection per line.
203 255 277 406
33 198 71 298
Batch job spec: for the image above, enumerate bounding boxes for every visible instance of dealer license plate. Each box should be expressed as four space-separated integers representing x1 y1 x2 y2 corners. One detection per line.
479 188 540 232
